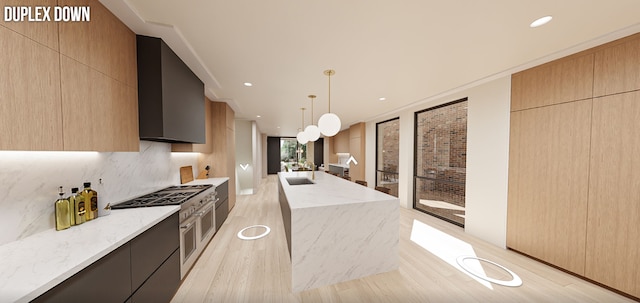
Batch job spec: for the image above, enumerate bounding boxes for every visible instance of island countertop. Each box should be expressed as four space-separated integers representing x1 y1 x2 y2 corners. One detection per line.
278 171 393 209
278 171 399 292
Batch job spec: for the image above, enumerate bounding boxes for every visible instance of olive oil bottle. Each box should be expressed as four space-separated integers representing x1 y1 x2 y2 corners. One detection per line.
69 187 85 225
81 182 98 221
54 187 71 231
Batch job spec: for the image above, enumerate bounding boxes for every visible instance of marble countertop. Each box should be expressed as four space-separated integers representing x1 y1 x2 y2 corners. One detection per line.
278 171 393 209
328 163 349 169
0 205 179 303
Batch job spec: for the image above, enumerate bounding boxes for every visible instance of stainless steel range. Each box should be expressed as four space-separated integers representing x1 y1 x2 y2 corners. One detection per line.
112 184 218 278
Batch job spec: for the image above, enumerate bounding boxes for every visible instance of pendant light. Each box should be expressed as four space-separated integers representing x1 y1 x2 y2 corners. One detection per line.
318 69 341 137
296 108 309 144
304 94 321 142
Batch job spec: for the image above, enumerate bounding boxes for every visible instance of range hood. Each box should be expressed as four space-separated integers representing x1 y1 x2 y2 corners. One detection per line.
136 35 205 144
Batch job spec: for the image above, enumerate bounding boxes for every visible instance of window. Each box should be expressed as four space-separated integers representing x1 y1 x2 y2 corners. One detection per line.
280 138 307 171
414 98 467 227
376 118 399 197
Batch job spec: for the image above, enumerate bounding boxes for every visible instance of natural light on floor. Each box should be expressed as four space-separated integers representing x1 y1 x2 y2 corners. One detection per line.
409 219 494 290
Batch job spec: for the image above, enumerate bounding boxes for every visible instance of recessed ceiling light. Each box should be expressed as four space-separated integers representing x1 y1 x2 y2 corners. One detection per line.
256 115 261 118
277 126 281 129
243 82 253 87
379 97 386 101
530 16 552 28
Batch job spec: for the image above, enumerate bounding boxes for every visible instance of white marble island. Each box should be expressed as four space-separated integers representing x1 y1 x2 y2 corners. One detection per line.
277 171 399 292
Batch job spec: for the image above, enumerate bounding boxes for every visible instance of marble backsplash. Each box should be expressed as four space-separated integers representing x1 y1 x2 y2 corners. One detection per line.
0 141 199 246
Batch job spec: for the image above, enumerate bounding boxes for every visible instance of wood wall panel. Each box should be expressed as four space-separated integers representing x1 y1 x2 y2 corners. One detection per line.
593 35 640 97
198 102 236 211
60 56 138 151
0 26 63 150
507 100 592 274
332 129 350 153
0 0 59 50
58 0 137 87
349 122 366 182
511 54 594 111
585 91 640 297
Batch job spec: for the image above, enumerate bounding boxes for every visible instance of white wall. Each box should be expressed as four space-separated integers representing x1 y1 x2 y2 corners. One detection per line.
235 120 254 194
252 122 263 188
0 141 198 245
365 76 511 248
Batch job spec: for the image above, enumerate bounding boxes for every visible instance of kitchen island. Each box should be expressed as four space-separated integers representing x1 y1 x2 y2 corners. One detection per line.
278 171 399 292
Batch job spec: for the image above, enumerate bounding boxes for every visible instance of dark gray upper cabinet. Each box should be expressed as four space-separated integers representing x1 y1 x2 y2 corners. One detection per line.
136 35 205 144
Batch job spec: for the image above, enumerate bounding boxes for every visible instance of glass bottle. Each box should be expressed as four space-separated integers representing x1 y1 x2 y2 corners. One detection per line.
55 186 71 231
69 187 85 225
81 182 98 221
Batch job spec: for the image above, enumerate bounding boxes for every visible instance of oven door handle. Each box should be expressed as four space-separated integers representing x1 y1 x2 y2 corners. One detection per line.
195 202 215 217
180 221 195 229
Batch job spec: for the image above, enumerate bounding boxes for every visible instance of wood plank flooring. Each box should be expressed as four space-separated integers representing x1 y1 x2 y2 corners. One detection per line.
171 175 634 303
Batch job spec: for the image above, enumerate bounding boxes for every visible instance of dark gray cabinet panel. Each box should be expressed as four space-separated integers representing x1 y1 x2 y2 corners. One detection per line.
278 180 291 257
267 136 281 174
32 214 180 303
130 249 180 303
32 243 132 303
131 213 179 291
217 180 229 202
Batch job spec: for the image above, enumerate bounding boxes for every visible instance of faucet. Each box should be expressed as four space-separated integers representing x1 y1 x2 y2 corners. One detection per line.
309 161 315 180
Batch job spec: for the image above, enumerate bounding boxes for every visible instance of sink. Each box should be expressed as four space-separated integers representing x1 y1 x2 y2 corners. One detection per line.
286 177 315 185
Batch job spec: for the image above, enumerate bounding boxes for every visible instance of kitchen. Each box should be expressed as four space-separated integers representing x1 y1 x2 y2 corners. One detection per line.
1 0 640 302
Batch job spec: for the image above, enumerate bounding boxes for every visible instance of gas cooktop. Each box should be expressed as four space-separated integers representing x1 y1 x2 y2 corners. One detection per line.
111 184 213 209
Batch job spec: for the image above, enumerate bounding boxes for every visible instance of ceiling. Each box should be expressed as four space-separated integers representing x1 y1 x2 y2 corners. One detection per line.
102 0 640 137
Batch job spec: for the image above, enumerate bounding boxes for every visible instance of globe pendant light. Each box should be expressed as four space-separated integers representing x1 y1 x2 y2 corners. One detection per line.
318 69 341 137
296 108 309 144
304 94 321 141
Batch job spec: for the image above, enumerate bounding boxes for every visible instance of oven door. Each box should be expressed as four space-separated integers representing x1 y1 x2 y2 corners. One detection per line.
179 215 197 279
196 201 216 247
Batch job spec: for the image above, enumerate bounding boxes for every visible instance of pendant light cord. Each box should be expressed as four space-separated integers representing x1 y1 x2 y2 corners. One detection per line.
328 73 331 113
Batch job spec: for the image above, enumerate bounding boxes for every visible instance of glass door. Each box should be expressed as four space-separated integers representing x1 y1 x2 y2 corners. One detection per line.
376 118 399 196
413 98 468 227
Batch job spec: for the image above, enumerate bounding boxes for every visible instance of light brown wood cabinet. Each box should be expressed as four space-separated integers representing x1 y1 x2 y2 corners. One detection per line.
196 102 236 211
510 53 594 112
60 56 138 151
58 0 137 87
508 32 640 298
585 91 640 297
0 26 63 150
507 100 592 275
0 0 60 50
0 1 139 151
593 35 640 97
349 122 366 182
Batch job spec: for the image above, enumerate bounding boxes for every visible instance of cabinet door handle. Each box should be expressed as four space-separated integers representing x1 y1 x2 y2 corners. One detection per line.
180 222 195 229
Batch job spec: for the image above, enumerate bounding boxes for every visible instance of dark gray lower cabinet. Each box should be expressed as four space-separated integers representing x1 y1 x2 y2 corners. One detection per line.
32 213 180 303
32 243 132 303
131 213 179 291
277 180 291 257
130 250 180 303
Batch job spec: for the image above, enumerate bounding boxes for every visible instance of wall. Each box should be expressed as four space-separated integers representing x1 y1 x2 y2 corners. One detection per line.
0 141 198 246
261 134 268 178
235 120 254 194
365 76 511 248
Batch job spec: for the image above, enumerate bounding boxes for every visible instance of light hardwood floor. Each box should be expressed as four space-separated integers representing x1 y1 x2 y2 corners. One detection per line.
171 175 634 303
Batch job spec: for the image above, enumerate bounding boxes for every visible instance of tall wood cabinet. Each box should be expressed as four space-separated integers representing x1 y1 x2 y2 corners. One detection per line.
349 122 366 182
0 0 139 151
196 101 237 211
508 32 640 298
